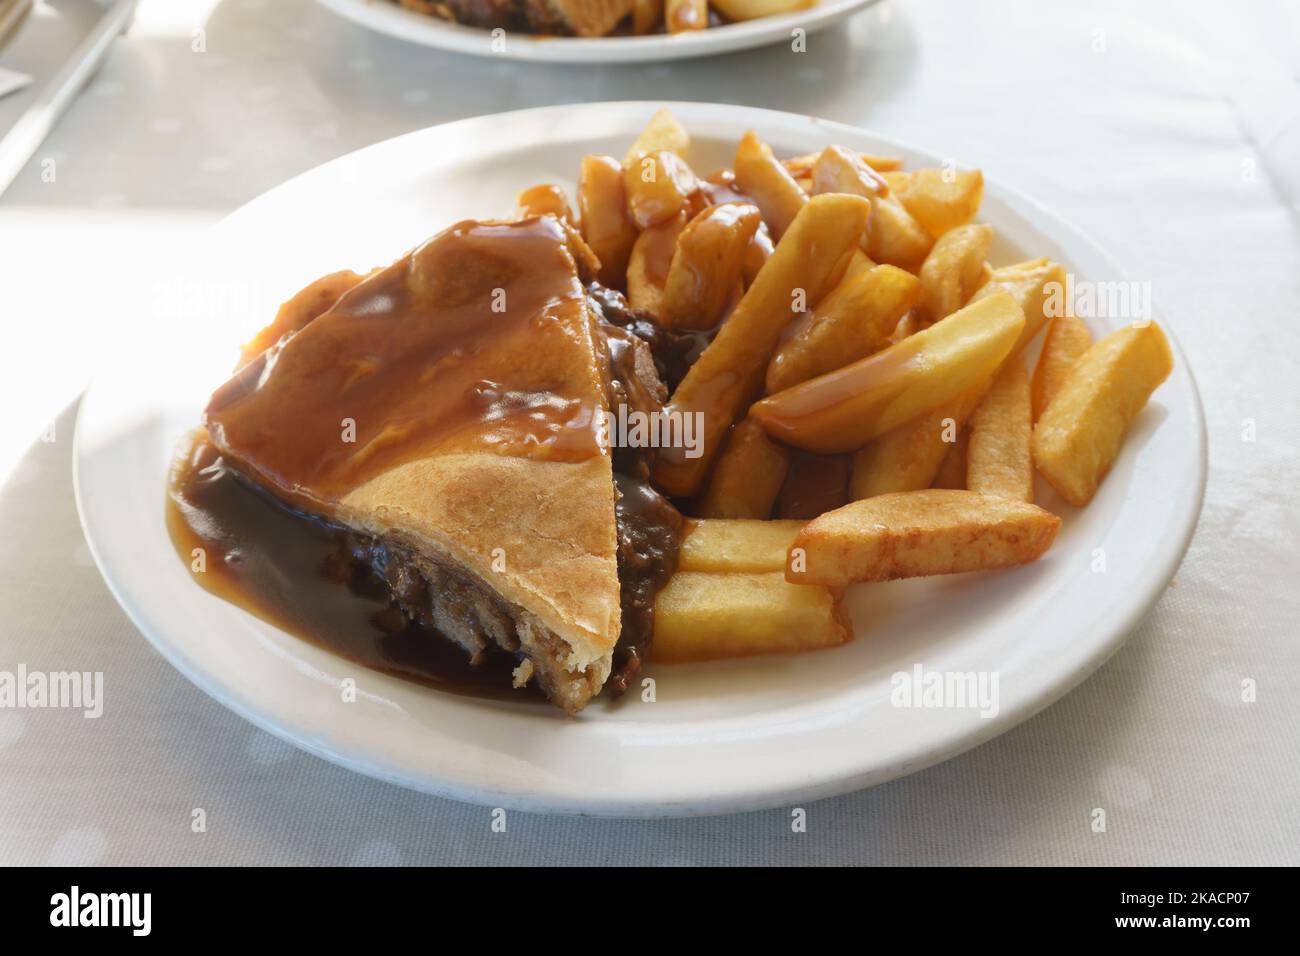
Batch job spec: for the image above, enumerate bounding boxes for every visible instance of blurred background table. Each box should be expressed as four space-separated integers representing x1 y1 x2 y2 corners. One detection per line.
1 0 1298 865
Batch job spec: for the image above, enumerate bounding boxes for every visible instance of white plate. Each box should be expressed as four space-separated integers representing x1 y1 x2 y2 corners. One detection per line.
75 103 1206 817
316 0 880 63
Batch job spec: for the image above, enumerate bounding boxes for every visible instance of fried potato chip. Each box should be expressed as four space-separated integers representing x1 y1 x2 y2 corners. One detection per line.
624 150 699 229
969 257 1067 358
631 0 664 33
623 107 689 165
660 202 762 329
625 210 687 316
653 572 849 663
734 130 808 239
678 519 803 573
788 489 1060 586
849 383 987 498
696 416 790 519
665 0 708 32
886 167 984 239
931 428 970 490
765 263 921 393
967 357 1033 501
516 183 574 225
578 154 637 288
1031 313 1093 421
917 223 993 324
1032 321 1173 506
710 0 815 21
752 293 1025 453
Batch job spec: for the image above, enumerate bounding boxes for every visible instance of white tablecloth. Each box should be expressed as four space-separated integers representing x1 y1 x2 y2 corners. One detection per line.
1 0 1297 865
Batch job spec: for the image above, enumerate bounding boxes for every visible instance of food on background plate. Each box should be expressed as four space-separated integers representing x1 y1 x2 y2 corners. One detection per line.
168 108 1175 715
399 0 636 36
396 0 815 37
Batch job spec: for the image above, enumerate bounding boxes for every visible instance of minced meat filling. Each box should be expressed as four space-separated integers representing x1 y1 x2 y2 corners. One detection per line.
609 473 682 694
587 286 688 694
586 282 717 395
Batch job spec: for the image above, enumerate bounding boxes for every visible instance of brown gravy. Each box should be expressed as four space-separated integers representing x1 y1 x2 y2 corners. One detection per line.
204 217 606 515
166 430 539 701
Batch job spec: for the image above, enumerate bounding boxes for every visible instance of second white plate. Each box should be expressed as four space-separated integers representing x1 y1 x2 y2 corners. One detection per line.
316 0 881 63
74 102 1206 816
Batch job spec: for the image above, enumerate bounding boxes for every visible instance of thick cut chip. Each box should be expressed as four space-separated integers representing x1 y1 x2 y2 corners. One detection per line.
1032 321 1173 506
885 168 984 239
931 428 970 490
788 489 1060 586
653 572 850 663
578 154 637 288
626 210 687 316
734 130 808 239
969 257 1066 358
1032 313 1094 422
696 416 790 519
849 383 987 498
678 519 803 573
917 223 993 324
660 202 762 329
752 293 1024 453
967 357 1033 501
624 150 699 230
765 263 920 393
623 108 690 165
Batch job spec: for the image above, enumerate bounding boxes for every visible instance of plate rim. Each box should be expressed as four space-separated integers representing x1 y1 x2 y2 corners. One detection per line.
313 0 882 63
74 101 1208 817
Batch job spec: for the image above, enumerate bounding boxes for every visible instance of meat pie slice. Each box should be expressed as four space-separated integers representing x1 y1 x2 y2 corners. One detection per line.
201 217 681 713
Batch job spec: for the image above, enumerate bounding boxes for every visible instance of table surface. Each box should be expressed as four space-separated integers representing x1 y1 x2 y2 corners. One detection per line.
1 0 1298 866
